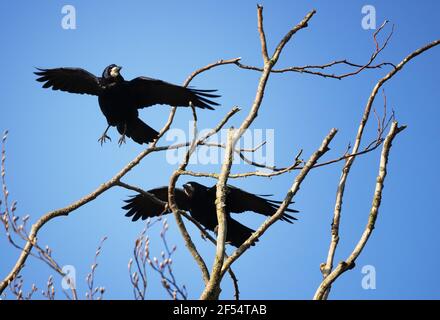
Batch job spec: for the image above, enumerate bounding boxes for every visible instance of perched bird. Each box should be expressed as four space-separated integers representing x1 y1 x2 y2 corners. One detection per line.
122 181 298 247
34 65 219 145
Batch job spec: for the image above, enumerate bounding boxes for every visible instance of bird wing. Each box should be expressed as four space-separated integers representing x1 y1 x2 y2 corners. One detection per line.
34 67 103 95
122 187 190 221
221 185 298 223
128 77 220 109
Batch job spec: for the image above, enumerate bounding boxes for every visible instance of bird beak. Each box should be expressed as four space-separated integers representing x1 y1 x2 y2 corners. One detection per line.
183 183 193 196
117 66 122 71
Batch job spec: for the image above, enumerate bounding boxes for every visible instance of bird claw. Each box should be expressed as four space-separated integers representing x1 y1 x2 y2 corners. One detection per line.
118 135 126 147
98 134 111 146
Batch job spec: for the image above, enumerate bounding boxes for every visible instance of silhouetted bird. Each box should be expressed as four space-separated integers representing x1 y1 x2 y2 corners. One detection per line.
122 182 298 247
34 65 219 145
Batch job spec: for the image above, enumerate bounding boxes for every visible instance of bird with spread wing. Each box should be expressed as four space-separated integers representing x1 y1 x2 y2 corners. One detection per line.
122 182 298 247
34 65 219 145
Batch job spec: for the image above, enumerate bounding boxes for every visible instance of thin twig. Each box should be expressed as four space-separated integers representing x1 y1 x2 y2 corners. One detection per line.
235 20 395 80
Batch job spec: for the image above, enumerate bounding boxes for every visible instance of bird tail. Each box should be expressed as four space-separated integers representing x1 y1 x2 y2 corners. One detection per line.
225 219 258 248
119 118 159 145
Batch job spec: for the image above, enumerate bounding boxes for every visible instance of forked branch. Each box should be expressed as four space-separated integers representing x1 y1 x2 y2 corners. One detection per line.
314 122 406 300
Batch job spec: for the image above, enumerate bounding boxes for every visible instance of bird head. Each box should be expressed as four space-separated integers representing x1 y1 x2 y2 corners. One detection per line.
102 64 123 79
183 181 205 198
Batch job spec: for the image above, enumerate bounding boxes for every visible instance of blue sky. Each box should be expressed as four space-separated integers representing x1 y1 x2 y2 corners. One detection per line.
0 0 439 300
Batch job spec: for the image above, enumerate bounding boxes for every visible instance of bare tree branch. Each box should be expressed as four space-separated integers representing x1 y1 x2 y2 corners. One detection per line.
257 5 270 63
220 128 337 278
314 122 406 300
199 128 235 300
235 20 395 80
168 101 212 284
199 6 316 300
319 39 440 299
166 105 242 287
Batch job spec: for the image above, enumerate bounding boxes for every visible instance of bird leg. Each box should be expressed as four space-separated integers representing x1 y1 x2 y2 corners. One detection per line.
98 125 112 146
118 123 127 147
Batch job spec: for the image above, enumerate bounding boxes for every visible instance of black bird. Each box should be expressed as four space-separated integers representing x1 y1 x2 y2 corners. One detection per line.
34 65 219 145
122 182 298 248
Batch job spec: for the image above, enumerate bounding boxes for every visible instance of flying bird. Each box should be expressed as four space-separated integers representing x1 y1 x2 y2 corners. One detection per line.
122 182 298 248
34 65 219 145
